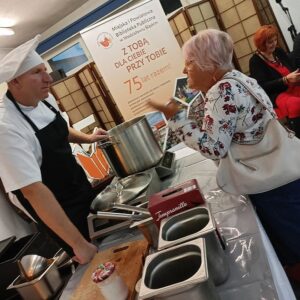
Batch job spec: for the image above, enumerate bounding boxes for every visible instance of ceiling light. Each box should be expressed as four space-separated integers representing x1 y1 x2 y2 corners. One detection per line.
0 27 15 36
0 18 15 27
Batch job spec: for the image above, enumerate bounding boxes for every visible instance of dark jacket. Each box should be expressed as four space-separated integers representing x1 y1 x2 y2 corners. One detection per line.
292 33 300 68
249 48 295 107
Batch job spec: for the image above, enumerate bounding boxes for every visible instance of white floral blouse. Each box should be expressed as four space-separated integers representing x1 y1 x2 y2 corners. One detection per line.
168 70 275 159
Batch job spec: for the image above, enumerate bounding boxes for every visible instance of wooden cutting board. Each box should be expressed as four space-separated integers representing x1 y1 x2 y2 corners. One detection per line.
70 239 149 300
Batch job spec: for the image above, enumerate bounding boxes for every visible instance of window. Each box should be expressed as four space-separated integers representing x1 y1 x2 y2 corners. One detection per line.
160 0 182 14
48 43 88 74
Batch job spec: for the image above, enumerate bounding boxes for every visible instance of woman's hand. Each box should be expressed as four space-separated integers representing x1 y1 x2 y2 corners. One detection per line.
286 69 300 85
148 99 181 119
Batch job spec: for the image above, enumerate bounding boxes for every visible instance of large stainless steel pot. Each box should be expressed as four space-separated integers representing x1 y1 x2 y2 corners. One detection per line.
99 116 163 177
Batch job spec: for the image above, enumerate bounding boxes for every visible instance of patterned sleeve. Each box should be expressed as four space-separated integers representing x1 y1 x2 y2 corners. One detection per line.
168 81 239 159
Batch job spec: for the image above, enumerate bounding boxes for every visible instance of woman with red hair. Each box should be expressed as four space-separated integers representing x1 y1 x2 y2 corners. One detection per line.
249 25 300 137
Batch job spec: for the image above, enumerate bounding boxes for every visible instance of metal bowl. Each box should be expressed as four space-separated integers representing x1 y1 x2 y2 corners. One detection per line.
18 255 49 281
8 257 62 300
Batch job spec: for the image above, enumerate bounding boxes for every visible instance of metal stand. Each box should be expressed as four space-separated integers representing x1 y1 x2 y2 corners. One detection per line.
275 0 297 41
88 168 161 241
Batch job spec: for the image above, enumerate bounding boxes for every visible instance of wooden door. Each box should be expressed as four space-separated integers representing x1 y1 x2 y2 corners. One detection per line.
90 62 124 126
185 0 220 33
50 74 102 133
50 63 124 133
168 0 221 47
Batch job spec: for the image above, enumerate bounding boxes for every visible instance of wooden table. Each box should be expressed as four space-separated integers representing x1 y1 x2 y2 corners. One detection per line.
70 239 148 300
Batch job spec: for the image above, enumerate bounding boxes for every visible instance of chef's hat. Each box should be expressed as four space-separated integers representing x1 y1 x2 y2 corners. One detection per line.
0 34 43 84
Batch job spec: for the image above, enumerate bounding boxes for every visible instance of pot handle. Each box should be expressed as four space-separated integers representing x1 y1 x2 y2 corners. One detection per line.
113 203 151 215
96 211 146 221
97 140 113 148
97 137 120 148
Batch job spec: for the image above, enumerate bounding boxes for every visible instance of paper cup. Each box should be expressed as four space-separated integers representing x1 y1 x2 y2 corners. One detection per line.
92 262 128 300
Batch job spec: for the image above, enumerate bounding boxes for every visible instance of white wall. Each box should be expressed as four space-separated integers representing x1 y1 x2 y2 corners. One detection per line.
269 0 300 50
41 0 136 75
42 0 136 43
40 0 108 74
41 0 108 42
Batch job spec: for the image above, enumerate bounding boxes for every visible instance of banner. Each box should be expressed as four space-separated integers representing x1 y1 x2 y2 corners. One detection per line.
81 0 183 120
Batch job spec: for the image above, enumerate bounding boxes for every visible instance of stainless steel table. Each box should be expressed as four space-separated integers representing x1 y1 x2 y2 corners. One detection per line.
60 143 296 300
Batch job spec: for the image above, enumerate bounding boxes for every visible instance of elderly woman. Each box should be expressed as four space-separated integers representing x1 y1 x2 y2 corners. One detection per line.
249 25 300 137
150 29 300 280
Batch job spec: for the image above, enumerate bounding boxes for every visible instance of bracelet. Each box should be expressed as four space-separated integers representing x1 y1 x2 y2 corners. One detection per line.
165 99 175 107
282 76 286 85
286 76 289 84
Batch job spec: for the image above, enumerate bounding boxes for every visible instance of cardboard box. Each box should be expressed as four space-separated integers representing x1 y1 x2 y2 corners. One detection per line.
148 179 205 227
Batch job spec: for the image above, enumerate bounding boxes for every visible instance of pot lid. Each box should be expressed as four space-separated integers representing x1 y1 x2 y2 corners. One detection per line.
90 172 152 212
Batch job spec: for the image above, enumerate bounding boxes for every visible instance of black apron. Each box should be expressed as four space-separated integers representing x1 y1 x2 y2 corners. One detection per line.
7 91 97 255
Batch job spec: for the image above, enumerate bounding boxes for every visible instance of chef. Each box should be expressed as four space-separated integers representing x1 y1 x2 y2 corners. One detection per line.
0 35 107 264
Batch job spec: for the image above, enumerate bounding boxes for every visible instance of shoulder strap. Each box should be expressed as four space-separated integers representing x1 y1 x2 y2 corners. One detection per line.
223 75 276 119
6 91 39 132
42 100 60 114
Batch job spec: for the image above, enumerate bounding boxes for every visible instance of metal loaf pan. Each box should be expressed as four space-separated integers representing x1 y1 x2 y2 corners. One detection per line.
158 206 229 286
7 257 62 300
139 238 219 300
158 206 214 250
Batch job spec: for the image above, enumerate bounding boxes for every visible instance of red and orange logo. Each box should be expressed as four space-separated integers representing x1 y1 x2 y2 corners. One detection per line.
97 32 113 49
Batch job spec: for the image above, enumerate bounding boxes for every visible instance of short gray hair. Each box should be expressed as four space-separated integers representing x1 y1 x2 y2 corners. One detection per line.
182 29 233 71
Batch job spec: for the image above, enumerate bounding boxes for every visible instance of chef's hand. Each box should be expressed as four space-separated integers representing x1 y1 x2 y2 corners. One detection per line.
72 240 98 265
89 127 108 143
148 98 181 120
